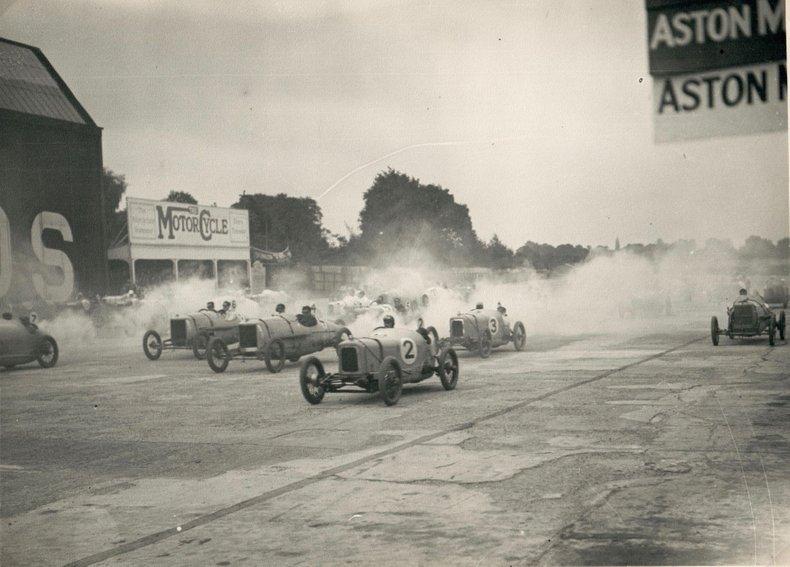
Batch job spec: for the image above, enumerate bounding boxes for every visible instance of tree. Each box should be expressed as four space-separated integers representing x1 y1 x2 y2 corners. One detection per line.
232 193 330 261
165 191 198 204
739 235 776 259
102 168 127 244
483 235 515 269
356 169 484 265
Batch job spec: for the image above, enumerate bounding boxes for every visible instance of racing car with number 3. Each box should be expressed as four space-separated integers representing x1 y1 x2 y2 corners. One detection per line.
142 309 241 360
299 322 459 406
0 312 58 370
205 316 350 374
447 307 525 357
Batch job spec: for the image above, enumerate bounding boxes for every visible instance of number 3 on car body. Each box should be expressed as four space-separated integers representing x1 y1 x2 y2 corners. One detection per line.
488 318 498 335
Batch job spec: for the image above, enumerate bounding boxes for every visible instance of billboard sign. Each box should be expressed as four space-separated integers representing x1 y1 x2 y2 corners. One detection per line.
127 198 249 248
646 0 787 142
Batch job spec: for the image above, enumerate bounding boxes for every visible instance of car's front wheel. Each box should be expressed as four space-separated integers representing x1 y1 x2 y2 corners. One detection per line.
710 316 719 346
512 321 526 351
379 356 403 406
192 333 209 360
142 330 162 360
207 337 230 373
478 332 492 358
37 336 59 368
779 311 786 341
265 339 286 373
299 357 325 404
438 348 459 391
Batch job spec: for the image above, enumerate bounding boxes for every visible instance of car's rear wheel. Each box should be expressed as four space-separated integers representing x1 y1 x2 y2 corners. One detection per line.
779 311 786 341
192 333 209 360
768 319 776 346
265 339 286 373
299 357 325 404
207 337 230 373
379 356 403 406
710 316 719 346
438 348 459 391
512 321 526 351
37 336 58 368
478 332 492 358
143 330 163 360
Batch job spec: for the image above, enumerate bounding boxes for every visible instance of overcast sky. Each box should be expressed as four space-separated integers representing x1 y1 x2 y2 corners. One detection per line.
3 0 788 247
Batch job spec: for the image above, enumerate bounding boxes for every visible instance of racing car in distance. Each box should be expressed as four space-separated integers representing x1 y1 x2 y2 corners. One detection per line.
0 312 58 370
298 322 459 406
205 316 350 373
763 279 789 309
142 309 241 360
447 307 525 357
711 298 786 346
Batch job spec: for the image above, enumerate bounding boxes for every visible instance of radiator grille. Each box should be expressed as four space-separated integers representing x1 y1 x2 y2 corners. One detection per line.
239 325 258 349
170 319 187 346
451 320 464 338
340 347 359 372
731 304 757 332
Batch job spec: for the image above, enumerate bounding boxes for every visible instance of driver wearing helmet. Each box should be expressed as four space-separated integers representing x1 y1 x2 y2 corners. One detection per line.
382 314 395 328
474 302 484 310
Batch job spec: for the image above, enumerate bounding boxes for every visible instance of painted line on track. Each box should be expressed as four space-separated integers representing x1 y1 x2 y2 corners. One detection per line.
64 336 701 567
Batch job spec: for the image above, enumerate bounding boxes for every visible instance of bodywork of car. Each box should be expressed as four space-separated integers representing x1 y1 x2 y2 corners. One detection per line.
298 325 459 405
0 314 59 369
710 299 785 346
447 308 526 356
142 310 241 360
205 316 350 373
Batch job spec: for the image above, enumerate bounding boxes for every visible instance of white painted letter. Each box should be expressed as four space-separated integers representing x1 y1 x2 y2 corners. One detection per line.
758 0 785 35
31 211 74 302
650 14 675 49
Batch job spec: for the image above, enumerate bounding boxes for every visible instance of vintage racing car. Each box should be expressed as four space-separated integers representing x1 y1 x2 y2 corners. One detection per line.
447 307 525 357
205 316 350 373
142 309 242 360
0 312 58 369
711 299 786 346
298 323 459 406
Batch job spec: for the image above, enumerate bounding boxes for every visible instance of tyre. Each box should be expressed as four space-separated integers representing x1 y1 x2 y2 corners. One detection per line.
478 332 492 358
207 337 230 373
710 316 719 346
36 336 58 368
768 319 775 346
779 311 786 341
192 333 209 360
378 356 403 406
299 357 325 405
438 348 459 391
425 326 440 345
143 330 163 360
265 339 286 373
512 321 526 351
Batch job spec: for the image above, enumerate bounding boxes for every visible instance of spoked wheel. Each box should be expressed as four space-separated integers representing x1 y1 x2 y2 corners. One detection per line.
192 333 209 360
142 330 163 360
710 316 719 346
437 348 459 391
378 356 403 406
299 357 325 405
478 332 492 358
779 311 786 341
265 339 286 373
207 337 230 373
36 336 58 368
768 319 776 346
512 321 526 351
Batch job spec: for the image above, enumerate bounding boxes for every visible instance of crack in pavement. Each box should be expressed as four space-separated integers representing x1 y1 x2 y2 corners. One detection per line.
63 337 702 567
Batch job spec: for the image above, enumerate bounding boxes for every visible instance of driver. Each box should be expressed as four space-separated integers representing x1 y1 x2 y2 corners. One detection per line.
416 318 432 344
475 302 484 310
206 301 216 312
275 303 286 315
218 301 231 316
296 305 318 327
383 315 395 328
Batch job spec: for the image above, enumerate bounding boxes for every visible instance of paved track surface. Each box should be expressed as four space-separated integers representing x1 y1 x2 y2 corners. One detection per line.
2 316 789 565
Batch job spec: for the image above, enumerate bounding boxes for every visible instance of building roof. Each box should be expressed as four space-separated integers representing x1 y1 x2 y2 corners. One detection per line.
0 37 96 126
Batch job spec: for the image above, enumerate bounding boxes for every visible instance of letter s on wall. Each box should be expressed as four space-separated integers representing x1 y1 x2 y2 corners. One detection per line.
31 211 74 302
